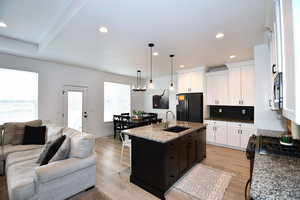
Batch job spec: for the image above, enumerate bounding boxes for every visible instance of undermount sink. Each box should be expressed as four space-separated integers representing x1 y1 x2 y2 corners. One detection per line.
163 126 190 133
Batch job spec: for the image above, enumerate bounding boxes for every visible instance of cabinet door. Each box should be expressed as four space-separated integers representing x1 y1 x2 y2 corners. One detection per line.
216 73 229 105
179 136 189 175
240 128 255 148
177 73 189 93
206 75 216 105
206 125 215 143
190 71 203 93
228 67 241 105
241 66 255 106
227 126 241 147
215 125 227 144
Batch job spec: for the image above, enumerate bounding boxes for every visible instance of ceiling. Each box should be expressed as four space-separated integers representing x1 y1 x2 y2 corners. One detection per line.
0 0 269 78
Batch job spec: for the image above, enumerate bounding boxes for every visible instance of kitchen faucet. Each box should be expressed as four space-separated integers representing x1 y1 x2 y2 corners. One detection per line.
165 110 175 127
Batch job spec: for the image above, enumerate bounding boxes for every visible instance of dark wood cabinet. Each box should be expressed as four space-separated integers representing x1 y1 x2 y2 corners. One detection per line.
130 128 206 200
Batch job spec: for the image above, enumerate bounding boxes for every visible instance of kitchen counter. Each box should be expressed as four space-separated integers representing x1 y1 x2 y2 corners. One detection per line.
250 153 300 200
122 121 206 143
124 120 206 200
204 118 254 124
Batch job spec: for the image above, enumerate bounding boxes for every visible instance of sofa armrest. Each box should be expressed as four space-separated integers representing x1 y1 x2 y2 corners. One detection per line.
35 153 97 184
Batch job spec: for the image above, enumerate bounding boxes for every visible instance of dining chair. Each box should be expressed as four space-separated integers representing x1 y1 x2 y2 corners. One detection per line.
119 132 131 166
113 115 123 139
121 113 130 116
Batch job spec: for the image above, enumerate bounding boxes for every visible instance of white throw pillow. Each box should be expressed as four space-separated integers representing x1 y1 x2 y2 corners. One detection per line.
62 128 81 138
69 133 95 159
46 125 63 142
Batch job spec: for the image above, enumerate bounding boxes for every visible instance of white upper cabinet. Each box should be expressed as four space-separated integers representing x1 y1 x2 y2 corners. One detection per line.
206 71 229 105
227 61 255 106
228 67 241 105
177 67 204 94
241 65 255 106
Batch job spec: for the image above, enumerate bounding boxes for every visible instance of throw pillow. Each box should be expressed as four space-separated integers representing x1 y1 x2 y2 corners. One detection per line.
69 133 95 158
37 141 52 164
39 135 66 166
23 126 46 145
46 125 63 142
50 137 71 162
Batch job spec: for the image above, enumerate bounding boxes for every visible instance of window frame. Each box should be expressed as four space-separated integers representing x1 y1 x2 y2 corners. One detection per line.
103 81 131 123
0 67 39 124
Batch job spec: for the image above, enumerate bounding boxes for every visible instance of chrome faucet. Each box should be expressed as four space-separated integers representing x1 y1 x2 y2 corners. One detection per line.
165 110 175 127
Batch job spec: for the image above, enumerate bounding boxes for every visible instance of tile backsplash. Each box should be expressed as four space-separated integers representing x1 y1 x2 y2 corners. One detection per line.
209 105 254 121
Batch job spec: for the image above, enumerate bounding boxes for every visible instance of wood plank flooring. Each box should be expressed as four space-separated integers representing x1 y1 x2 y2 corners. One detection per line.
0 136 249 200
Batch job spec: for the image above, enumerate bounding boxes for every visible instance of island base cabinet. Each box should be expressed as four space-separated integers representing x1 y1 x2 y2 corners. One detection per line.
130 128 206 200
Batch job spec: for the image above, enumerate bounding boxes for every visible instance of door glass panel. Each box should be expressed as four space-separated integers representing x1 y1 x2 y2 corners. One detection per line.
67 91 83 131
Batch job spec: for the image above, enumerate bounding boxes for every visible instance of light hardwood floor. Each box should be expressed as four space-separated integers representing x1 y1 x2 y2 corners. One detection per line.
0 136 249 200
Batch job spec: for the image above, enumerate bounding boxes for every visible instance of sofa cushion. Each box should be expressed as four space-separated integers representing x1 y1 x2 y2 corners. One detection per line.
2 123 16 145
50 137 71 163
39 135 66 166
6 158 39 200
2 120 43 145
23 126 46 145
12 120 43 145
1 144 43 161
69 133 95 159
6 148 42 169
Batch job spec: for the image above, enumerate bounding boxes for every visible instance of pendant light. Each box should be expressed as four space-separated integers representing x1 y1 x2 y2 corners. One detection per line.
169 54 175 90
148 43 154 89
132 70 146 92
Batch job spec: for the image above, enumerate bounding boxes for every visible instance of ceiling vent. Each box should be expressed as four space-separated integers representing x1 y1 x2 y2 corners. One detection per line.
206 65 228 73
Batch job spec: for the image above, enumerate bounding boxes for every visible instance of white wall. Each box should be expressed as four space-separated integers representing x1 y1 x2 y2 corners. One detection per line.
254 44 286 131
0 52 144 137
143 75 177 121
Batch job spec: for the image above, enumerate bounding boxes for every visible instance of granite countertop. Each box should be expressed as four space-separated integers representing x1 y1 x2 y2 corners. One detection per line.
122 121 206 143
251 153 300 200
204 117 254 124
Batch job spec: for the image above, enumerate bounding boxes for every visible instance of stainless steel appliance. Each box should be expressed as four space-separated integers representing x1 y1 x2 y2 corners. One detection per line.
273 72 283 110
176 93 203 123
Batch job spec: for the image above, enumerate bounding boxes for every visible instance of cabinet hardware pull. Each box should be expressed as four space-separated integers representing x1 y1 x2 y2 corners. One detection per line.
170 175 175 178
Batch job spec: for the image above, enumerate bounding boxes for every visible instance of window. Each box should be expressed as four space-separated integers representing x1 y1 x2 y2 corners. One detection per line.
104 82 131 122
0 68 38 124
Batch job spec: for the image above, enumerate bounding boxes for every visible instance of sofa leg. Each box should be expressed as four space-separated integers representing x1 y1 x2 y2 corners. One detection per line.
85 186 95 192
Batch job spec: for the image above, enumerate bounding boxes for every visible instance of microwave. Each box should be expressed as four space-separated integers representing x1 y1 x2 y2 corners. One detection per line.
273 72 283 110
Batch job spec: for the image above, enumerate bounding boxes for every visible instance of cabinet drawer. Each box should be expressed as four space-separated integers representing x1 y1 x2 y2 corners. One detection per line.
204 120 228 127
228 122 255 129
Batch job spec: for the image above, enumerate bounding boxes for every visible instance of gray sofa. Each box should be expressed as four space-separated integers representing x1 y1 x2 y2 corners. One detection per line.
1 121 97 200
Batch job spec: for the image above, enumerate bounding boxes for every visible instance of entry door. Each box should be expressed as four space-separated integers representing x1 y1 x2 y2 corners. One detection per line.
63 86 88 132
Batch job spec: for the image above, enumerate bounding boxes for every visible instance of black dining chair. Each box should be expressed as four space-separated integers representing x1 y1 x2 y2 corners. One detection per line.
121 113 130 116
147 113 158 124
113 115 123 139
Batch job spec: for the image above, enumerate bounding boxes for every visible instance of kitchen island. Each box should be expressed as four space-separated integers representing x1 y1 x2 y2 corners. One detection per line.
122 121 206 200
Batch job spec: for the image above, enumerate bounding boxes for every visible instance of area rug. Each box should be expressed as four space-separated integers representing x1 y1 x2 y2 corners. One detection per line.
170 164 233 200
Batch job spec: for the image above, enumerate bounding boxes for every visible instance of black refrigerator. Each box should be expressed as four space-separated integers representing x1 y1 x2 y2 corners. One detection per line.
176 93 203 123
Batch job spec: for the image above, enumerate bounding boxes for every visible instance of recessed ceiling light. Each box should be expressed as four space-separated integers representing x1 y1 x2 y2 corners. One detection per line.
0 22 7 28
153 52 159 56
99 26 108 33
179 65 185 68
230 55 236 59
216 33 224 39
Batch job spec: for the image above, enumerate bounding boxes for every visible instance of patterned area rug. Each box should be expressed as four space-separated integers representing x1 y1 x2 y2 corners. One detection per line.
170 164 233 200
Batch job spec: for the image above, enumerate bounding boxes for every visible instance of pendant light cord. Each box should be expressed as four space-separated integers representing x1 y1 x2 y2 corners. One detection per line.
150 46 153 82
170 54 175 85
